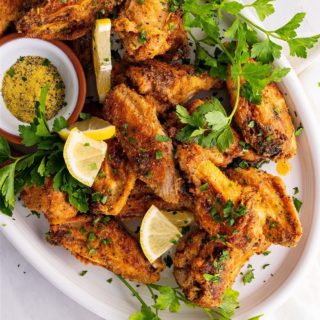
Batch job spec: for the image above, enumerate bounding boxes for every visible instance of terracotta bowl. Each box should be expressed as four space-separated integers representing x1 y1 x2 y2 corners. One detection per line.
0 33 86 144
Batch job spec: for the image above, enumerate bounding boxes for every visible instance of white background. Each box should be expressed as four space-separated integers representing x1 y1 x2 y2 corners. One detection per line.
1 0 320 319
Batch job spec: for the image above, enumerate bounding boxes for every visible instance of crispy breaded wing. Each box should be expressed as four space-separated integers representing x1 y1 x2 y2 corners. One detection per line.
0 0 42 36
49 215 163 283
174 229 255 308
16 0 120 40
92 140 137 215
227 65 297 160
124 60 222 110
226 167 302 247
20 178 77 224
113 0 187 61
104 84 181 203
177 144 302 247
119 180 193 219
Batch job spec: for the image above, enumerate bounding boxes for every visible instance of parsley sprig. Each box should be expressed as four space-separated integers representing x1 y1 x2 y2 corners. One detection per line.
116 275 244 320
175 0 318 151
0 86 91 216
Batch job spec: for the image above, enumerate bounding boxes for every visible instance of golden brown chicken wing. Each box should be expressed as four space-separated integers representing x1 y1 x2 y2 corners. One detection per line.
227 66 297 160
119 180 193 219
177 144 302 247
92 140 137 215
123 60 222 111
113 0 187 61
20 178 78 224
0 0 42 36
105 84 181 203
16 0 120 40
48 215 163 283
174 229 256 308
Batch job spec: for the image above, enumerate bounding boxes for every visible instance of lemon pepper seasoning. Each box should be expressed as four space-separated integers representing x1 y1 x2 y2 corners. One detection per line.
2 56 66 123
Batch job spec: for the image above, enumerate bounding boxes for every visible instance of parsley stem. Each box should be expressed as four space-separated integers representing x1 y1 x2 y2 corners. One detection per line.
146 284 158 316
203 308 215 320
238 13 283 41
228 75 241 123
213 37 235 64
116 275 148 308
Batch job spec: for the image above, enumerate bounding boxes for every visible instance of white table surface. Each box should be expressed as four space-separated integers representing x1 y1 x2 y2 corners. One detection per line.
1 1 320 319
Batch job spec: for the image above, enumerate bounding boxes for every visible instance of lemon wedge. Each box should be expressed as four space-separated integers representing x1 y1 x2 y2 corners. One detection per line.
162 210 194 229
93 18 112 103
63 129 108 187
140 205 182 264
58 117 115 141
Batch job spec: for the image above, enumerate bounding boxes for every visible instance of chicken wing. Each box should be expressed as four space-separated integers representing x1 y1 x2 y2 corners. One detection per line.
16 0 121 40
92 140 137 215
0 0 42 36
227 65 297 160
113 0 187 61
104 84 181 203
119 180 193 219
20 178 78 224
48 215 163 283
174 229 256 308
123 60 222 111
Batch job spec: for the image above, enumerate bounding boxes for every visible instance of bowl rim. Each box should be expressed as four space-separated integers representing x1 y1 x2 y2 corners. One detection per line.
0 33 86 145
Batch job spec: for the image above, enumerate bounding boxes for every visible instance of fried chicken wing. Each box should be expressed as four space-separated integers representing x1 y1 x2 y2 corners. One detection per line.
119 180 193 219
92 140 137 215
227 65 297 160
16 0 121 40
49 215 163 283
124 60 222 111
174 229 255 308
0 0 43 36
113 0 187 61
20 178 78 224
104 84 181 203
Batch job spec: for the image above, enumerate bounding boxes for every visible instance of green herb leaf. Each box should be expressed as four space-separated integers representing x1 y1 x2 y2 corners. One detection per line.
288 35 320 58
274 13 305 39
52 117 68 132
251 39 282 63
293 196 302 212
154 285 181 313
251 0 275 21
0 137 11 161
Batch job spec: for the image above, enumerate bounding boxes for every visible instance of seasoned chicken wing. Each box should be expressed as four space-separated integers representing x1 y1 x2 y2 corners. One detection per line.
92 140 137 215
119 180 193 219
49 215 163 283
16 0 121 40
174 229 256 308
105 84 181 203
227 65 297 160
123 60 222 111
0 0 42 36
20 178 77 224
113 0 187 61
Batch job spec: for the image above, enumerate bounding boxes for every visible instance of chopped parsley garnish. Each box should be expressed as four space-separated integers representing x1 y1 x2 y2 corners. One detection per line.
199 183 209 192
138 30 148 44
293 187 299 195
155 134 171 142
102 238 111 245
87 232 96 242
155 150 163 159
241 264 255 285
203 273 221 283
106 278 113 283
262 263 270 270
7 67 15 77
293 196 303 212
79 270 88 276
294 125 303 136
42 58 51 66
263 250 271 256
79 112 92 120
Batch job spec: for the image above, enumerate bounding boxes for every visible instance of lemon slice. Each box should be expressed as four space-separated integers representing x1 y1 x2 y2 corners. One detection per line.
93 18 112 103
63 129 108 187
58 117 115 141
162 210 194 229
140 205 182 263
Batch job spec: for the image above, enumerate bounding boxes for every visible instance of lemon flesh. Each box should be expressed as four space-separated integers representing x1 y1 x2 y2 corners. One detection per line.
162 210 194 229
58 117 115 141
93 18 112 103
140 205 182 264
63 129 107 187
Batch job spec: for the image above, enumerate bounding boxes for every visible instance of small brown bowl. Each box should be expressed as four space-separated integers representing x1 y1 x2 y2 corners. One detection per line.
0 33 86 145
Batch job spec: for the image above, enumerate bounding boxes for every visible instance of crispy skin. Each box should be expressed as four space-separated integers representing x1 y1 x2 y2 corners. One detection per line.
104 84 181 203
113 0 187 61
0 0 42 35
16 0 120 40
119 180 193 219
226 168 302 247
227 65 297 160
49 215 163 283
174 229 254 308
124 60 222 111
20 178 77 224
92 140 137 215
